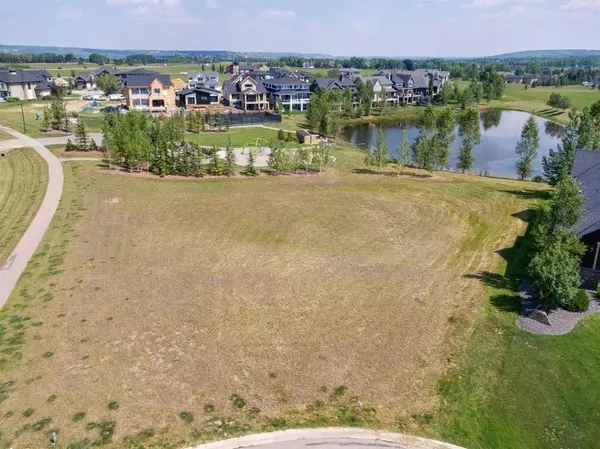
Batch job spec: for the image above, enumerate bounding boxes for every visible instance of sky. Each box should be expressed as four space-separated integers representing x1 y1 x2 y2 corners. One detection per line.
2 0 600 57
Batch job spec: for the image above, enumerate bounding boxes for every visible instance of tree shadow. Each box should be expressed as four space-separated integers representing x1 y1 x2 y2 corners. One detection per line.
511 209 535 223
500 189 551 201
489 294 522 313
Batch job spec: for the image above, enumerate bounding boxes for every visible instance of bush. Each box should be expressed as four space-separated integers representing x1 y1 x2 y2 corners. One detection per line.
596 283 600 298
532 175 545 183
64 139 76 152
566 289 590 312
179 411 193 424
7 97 20 103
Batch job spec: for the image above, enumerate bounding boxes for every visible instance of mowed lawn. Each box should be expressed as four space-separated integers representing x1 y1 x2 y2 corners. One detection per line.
0 148 48 265
0 129 15 141
0 153 542 448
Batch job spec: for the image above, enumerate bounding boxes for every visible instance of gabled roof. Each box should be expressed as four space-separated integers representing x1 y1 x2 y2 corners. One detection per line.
0 68 51 84
76 71 96 81
178 86 221 96
124 74 172 88
35 80 53 91
264 76 309 86
188 71 219 79
572 150 600 237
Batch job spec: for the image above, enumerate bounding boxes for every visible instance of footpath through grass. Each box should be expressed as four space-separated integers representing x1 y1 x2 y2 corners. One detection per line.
0 147 48 265
434 194 600 449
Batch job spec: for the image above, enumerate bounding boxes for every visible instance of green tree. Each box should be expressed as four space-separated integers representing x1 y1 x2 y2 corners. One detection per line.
364 128 389 174
379 85 387 113
457 108 481 173
50 94 66 129
311 142 331 174
207 144 223 176
576 107 597 150
412 106 437 170
89 53 109 65
433 107 455 170
89 138 98 152
41 106 50 131
515 116 540 180
75 119 88 151
395 129 411 176
245 149 259 176
277 129 285 140
342 88 354 117
542 126 577 185
97 74 123 95
223 135 236 177
225 115 231 131
549 176 584 231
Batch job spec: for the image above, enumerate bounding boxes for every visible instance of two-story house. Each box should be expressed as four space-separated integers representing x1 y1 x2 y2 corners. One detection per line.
225 62 258 75
263 76 312 111
186 71 220 91
222 76 270 111
177 87 222 109
123 73 176 112
0 68 52 100
74 71 98 89
355 76 397 106
311 76 360 108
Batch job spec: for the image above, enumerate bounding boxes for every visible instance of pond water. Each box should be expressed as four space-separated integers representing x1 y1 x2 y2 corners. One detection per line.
341 109 564 179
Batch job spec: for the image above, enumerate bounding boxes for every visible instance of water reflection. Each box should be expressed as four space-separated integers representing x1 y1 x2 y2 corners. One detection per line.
342 110 561 179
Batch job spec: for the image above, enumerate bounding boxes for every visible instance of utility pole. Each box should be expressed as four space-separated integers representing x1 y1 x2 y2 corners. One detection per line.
21 104 27 134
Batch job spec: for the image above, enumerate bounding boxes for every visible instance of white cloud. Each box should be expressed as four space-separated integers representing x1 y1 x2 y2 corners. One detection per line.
205 0 221 9
560 0 600 11
106 0 202 23
57 6 83 19
261 9 296 20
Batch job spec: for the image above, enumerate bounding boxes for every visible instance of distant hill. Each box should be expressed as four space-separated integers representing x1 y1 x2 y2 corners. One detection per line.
491 49 600 59
0 44 332 60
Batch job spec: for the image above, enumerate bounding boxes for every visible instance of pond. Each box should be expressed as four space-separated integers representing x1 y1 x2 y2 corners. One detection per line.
341 109 564 179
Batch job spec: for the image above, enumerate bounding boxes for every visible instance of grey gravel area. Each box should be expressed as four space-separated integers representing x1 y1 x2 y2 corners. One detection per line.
517 281 600 335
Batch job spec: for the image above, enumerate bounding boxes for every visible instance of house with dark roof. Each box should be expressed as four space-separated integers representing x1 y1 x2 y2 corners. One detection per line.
505 74 540 85
340 68 361 77
0 67 52 100
223 75 269 111
310 76 360 107
74 71 98 89
263 76 312 111
225 62 258 76
572 150 600 270
122 72 175 112
186 71 220 91
355 75 398 106
35 80 53 99
177 87 222 109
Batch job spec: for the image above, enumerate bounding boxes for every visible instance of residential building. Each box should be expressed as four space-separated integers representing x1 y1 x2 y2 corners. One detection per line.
355 75 397 106
505 74 540 85
35 80 53 99
340 68 361 77
186 71 220 91
122 73 176 112
311 76 359 107
263 76 312 111
222 75 270 111
177 87 222 109
225 62 258 75
0 67 52 100
74 71 98 89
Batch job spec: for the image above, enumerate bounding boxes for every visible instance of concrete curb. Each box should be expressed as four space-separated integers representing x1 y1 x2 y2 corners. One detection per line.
0 126 64 309
185 428 466 449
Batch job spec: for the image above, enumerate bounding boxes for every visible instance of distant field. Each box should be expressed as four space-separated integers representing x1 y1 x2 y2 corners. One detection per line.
0 147 48 264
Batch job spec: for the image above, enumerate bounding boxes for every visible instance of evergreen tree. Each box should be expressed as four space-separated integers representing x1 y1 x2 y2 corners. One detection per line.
457 108 481 173
277 129 285 140
225 115 231 131
89 138 98 152
396 129 411 176
207 144 223 175
50 94 66 129
75 119 88 151
286 132 295 142
42 106 50 131
515 116 540 180
223 135 236 177
198 113 205 132
64 138 75 152
245 148 259 177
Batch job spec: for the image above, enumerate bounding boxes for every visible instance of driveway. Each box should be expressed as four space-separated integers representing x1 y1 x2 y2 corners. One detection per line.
0 126 64 309
187 429 465 449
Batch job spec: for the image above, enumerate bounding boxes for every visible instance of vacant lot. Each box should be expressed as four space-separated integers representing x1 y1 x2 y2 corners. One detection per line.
0 102 103 137
0 148 48 265
0 150 541 448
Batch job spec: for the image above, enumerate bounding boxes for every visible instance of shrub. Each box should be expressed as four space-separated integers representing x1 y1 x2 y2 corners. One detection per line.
566 289 590 312
23 408 35 417
72 412 86 422
277 129 285 141
596 283 600 298
203 403 215 413
532 175 545 183
107 400 119 410
64 139 76 152
179 411 193 424
7 97 20 103
231 394 246 409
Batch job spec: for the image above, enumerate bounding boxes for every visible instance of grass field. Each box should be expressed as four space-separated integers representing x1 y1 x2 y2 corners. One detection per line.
25 62 233 84
455 80 600 124
0 130 14 141
0 102 103 137
0 148 48 265
184 127 290 147
0 147 543 448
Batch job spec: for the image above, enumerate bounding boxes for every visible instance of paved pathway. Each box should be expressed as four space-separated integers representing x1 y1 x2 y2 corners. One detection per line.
0 126 64 309
187 429 465 449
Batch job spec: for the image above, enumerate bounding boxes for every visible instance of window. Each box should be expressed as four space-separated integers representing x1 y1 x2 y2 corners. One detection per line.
187 96 196 105
27 83 31 89
133 99 142 106
133 88 141 95
140 88 149 95
141 99 149 106
244 83 252 88
153 88 161 94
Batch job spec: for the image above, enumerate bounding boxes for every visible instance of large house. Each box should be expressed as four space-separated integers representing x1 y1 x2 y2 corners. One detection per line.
121 70 176 112
572 150 600 271
222 75 270 111
225 62 259 75
186 71 220 91
263 76 312 111
74 66 117 89
504 74 540 85
177 87 222 109
0 67 52 100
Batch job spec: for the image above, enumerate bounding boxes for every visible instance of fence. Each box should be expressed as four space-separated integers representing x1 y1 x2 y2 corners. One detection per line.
185 110 283 127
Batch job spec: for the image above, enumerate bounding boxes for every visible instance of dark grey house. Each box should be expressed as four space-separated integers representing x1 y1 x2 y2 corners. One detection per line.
177 87 221 108
0 67 52 100
572 150 600 270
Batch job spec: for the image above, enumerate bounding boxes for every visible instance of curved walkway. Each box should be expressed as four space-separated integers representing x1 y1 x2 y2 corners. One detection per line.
186 429 465 449
0 126 63 309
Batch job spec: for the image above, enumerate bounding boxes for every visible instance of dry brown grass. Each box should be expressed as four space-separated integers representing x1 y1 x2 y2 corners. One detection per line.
0 158 545 448
0 148 47 265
